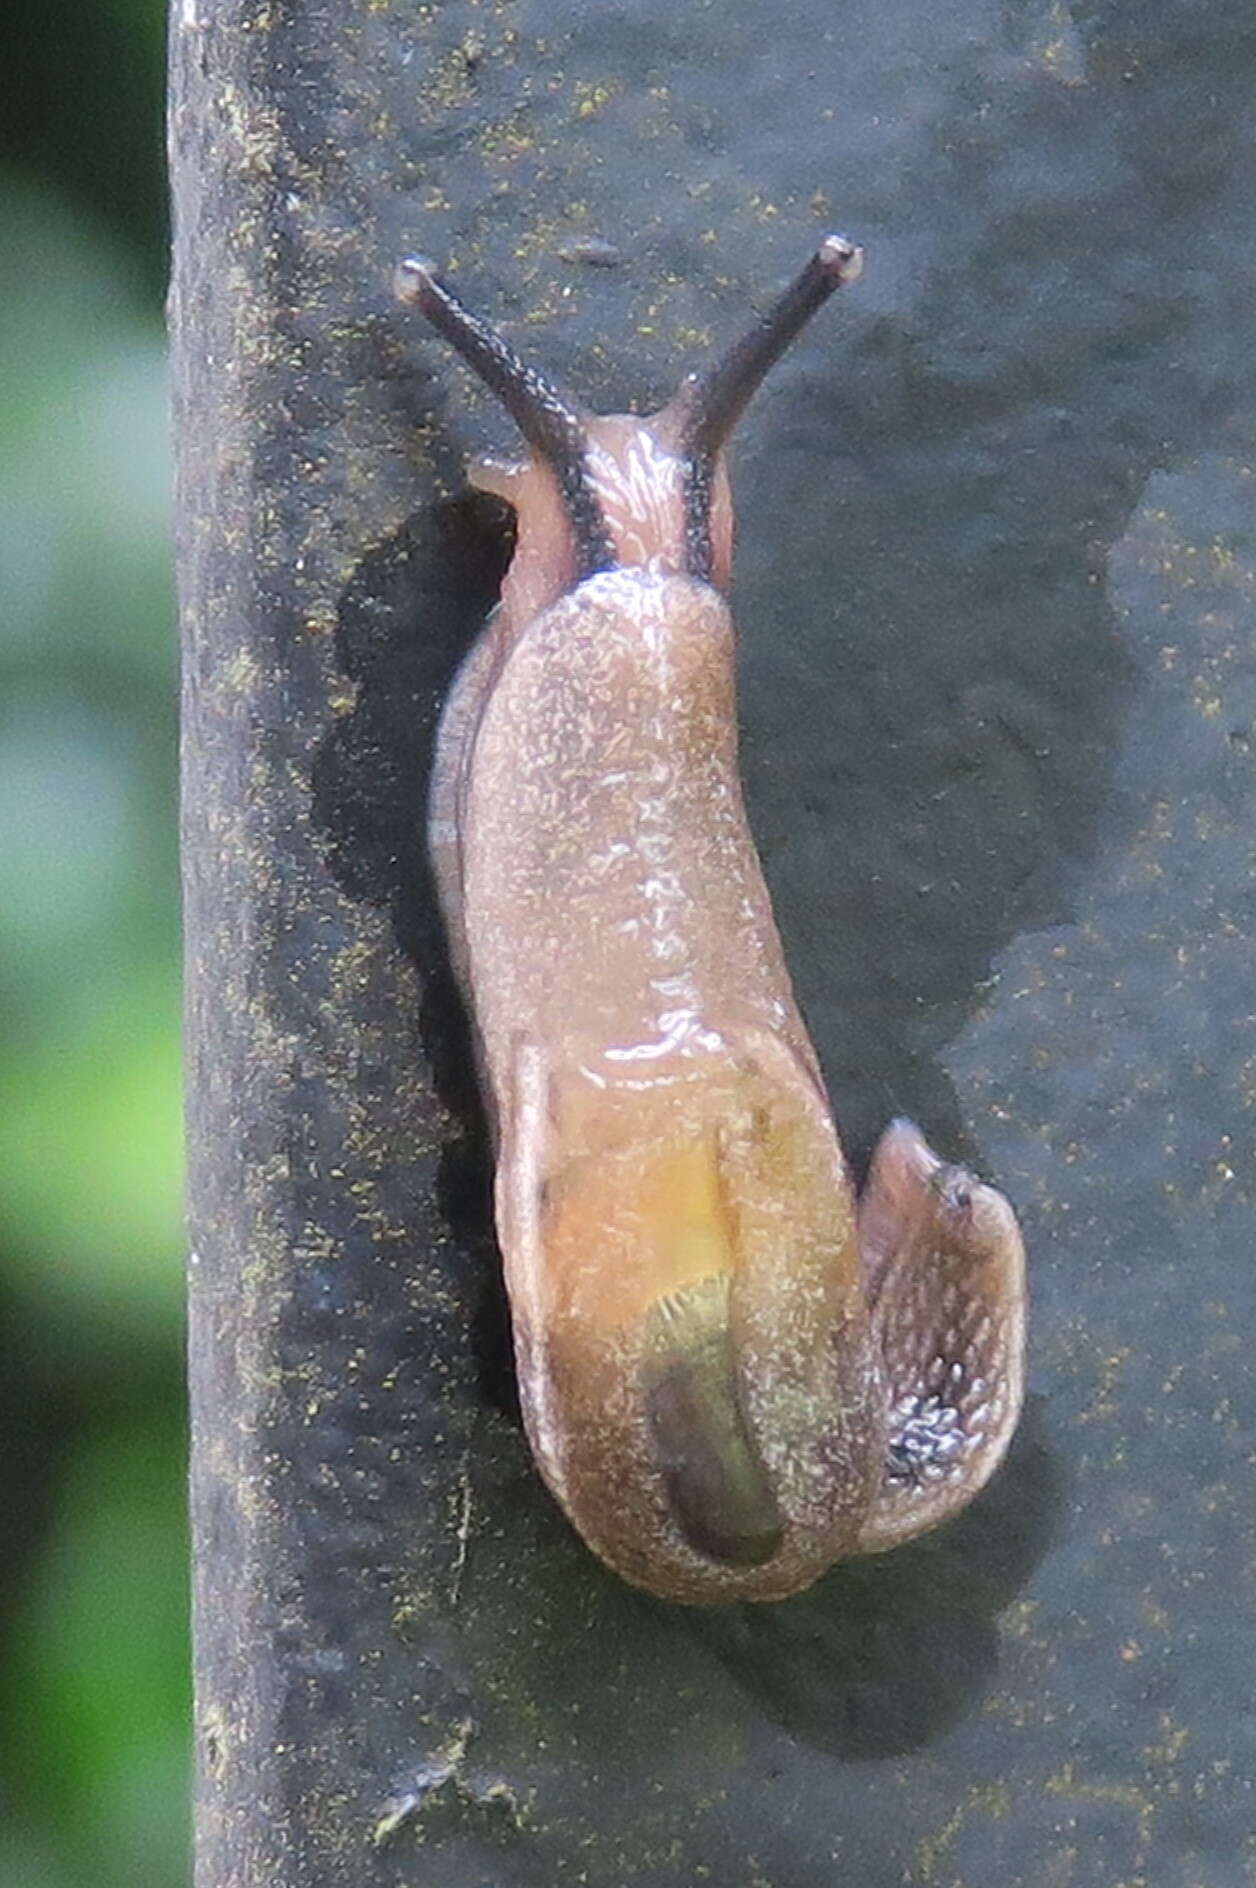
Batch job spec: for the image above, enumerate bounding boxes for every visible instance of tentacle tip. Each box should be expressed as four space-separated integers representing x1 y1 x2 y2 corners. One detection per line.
881 1116 935 1169
933 1164 976 1215
393 255 440 307
817 234 865 285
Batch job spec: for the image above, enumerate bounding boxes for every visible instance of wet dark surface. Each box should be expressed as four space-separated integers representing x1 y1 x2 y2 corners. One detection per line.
182 0 1256 1880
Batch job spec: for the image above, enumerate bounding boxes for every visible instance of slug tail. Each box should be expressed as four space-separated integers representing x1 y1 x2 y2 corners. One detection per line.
855 1119 1027 1552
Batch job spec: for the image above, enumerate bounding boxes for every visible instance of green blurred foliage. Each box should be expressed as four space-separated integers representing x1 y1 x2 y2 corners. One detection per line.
0 0 186 1872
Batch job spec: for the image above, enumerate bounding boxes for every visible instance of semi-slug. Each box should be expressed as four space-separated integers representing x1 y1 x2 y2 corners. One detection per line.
395 239 1027 1604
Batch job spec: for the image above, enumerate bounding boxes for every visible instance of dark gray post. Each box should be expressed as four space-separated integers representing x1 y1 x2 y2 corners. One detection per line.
163 0 1140 1881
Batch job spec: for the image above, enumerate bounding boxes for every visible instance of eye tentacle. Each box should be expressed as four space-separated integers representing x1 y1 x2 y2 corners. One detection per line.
394 257 615 579
678 235 864 582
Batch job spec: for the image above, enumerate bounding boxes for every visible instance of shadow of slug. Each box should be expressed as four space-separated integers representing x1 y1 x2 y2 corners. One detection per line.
312 487 517 1418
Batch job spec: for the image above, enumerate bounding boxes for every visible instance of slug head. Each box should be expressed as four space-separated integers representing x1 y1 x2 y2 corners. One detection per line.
393 238 863 635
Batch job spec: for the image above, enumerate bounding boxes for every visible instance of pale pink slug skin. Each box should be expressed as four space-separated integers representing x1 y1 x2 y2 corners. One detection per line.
418 281 1026 1605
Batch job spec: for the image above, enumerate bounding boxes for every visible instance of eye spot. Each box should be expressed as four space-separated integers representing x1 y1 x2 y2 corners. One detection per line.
930 1162 976 1219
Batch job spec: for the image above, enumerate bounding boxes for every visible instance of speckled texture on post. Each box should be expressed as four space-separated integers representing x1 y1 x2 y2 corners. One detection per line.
173 0 1256 1880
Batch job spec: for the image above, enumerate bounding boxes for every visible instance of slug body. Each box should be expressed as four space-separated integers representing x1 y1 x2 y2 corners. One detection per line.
396 243 1026 1603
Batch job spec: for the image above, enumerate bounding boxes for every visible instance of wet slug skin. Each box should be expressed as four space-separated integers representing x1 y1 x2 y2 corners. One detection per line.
395 241 1027 1603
